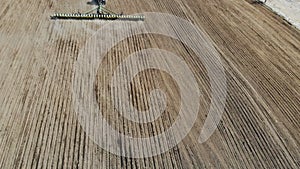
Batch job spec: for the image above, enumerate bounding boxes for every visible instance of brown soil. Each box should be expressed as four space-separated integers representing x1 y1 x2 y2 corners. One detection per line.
0 0 299 168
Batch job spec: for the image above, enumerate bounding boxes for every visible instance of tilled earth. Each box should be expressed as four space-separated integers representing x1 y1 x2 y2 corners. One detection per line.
0 0 299 168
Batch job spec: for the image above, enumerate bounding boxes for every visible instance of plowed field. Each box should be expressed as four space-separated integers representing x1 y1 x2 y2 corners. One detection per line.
0 0 299 168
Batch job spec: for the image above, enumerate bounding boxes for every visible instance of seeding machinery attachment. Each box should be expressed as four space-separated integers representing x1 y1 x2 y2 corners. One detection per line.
50 1 144 21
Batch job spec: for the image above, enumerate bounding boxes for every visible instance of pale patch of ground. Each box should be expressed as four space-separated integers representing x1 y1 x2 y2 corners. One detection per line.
263 0 300 29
